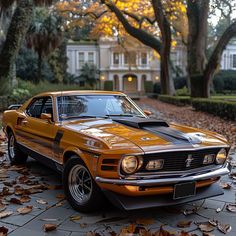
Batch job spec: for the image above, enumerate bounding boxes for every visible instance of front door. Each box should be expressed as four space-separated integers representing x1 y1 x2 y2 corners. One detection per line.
16 97 55 159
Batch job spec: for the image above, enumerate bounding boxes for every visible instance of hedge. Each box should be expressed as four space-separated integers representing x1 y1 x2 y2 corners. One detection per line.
192 99 236 121
158 95 191 106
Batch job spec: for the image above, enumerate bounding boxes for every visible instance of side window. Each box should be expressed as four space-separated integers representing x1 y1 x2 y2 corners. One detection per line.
41 97 53 120
26 98 44 118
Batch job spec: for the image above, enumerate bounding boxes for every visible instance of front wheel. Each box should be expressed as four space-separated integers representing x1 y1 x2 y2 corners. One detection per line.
63 156 105 212
8 131 28 165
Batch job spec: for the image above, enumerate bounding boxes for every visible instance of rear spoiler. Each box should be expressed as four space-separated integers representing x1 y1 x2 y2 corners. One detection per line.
7 104 22 110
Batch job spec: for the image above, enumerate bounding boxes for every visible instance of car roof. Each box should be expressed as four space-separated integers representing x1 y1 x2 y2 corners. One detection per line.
34 90 126 97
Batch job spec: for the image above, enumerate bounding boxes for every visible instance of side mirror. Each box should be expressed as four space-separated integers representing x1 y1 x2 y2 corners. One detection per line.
40 113 52 122
143 110 152 116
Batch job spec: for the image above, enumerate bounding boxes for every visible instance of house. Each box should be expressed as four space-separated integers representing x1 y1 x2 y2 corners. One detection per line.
221 40 236 70
66 37 187 94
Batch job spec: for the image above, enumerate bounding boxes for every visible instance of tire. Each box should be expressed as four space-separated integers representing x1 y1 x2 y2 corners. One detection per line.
63 156 105 212
8 131 28 165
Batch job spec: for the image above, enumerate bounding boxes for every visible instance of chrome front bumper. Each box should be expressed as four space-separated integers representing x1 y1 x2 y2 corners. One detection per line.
96 163 231 186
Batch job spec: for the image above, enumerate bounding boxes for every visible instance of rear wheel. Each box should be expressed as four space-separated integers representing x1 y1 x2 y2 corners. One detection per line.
8 131 28 165
63 156 105 212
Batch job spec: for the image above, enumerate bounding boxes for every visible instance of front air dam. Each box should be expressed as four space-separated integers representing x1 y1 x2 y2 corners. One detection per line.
103 183 224 211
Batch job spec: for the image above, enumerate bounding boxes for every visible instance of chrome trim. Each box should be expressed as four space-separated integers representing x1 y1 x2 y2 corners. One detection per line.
141 145 230 155
96 163 231 186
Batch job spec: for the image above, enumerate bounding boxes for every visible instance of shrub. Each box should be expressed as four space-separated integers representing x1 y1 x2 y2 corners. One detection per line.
104 81 113 91
174 76 187 90
176 86 190 96
144 81 154 93
158 95 191 106
192 99 236 121
213 70 236 93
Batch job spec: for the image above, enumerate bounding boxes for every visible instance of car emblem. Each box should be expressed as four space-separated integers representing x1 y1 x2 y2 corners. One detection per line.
186 154 194 168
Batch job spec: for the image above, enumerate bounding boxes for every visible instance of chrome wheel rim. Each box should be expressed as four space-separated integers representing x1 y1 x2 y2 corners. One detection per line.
9 135 15 158
68 164 92 204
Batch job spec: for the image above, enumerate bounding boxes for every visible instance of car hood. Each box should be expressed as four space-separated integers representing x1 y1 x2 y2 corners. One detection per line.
64 117 228 153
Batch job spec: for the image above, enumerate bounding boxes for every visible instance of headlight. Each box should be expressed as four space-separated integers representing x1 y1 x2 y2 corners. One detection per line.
121 156 143 174
216 148 227 164
146 160 164 170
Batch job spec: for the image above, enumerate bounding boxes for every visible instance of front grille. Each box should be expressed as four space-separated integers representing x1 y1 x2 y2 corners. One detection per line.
140 148 221 172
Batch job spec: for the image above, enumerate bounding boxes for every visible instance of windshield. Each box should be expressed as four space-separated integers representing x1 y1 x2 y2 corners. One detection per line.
57 95 145 120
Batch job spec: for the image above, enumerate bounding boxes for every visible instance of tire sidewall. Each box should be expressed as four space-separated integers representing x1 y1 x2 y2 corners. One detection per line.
8 131 16 163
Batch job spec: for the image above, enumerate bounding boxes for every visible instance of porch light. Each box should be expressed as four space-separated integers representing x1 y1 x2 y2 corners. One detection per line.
128 76 133 82
100 75 105 81
155 76 160 81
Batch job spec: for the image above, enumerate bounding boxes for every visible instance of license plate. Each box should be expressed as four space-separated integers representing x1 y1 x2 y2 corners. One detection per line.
173 182 196 200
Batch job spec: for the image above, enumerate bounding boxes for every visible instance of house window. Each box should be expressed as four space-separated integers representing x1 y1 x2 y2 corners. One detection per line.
141 52 147 65
233 54 236 68
88 52 95 64
78 52 85 68
113 53 119 65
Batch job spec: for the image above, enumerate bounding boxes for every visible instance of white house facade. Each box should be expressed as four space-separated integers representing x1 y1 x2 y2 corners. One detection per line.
67 38 187 93
221 40 236 70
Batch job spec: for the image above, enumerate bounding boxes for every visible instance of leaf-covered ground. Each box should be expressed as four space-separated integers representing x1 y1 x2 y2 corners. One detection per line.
137 98 236 150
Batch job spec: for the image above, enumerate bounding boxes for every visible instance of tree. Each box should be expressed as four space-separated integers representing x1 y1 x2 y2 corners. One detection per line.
56 0 188 95
187 0 236 98
0 0 53 94
79 63 100 88
26 7 63 83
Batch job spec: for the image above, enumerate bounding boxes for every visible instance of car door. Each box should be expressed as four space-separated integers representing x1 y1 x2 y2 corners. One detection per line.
16 96 55 159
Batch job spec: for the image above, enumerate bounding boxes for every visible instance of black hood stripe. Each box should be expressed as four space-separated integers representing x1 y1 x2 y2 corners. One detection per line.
112 117 202 145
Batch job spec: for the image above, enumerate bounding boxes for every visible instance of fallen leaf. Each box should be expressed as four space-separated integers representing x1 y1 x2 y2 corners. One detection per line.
0 204 6 212
20 195 31 203
226 204 236 213
55 202 64 207
203 233 215 236
154 226 177 236
208 219 218 227
36 199 48 205
0 211 13 219
8 198 22 205
183 208 197 216
198 223 215 232
14 186 25 196
3 180 16 187
80 223 87 228
1 187 13 196
219 182 231 189
177 220 192 228
70 215 81 221
47 185 63 190
216 208 222 213
0 226 8 236
43 223 57 232
217 223 232 234
17 206 33 215
25 188 43 195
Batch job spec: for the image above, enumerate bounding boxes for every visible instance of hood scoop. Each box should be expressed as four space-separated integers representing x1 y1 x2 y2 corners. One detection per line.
112 117 169 128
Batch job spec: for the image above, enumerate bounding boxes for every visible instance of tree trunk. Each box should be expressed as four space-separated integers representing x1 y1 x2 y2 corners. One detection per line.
187 0 210 98
0 0 33 94
190 74 209 98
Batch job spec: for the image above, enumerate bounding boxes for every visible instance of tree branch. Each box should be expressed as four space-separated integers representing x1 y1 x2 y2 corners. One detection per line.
100 0 162 53
204 20 236 81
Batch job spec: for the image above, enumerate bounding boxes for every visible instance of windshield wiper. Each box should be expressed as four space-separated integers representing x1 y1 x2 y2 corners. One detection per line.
61 115 101 120
106 114 145 118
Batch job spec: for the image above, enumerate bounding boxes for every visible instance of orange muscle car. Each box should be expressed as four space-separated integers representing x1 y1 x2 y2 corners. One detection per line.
2 91 231 212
